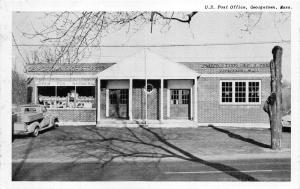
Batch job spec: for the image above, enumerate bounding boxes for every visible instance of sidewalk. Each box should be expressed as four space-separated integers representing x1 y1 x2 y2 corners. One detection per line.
12 125 291 163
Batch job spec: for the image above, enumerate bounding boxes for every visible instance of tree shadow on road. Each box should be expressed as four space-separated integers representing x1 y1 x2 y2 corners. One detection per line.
12 137 35 180
208 125 271 149
54 125 259 181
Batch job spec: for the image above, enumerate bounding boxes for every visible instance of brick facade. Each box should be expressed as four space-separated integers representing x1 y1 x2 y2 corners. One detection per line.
197 77 270 123
27 61 271 125
47 109 96 122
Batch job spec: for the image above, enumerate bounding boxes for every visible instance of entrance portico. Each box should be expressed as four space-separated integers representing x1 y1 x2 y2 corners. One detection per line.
96 49 199 126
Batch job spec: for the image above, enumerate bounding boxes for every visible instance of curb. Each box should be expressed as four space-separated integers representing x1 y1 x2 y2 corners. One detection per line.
12 151 290 164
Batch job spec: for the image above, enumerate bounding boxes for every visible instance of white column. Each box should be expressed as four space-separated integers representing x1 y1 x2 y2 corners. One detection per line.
129 79 133 121
190 86 193 120
194 78 198 123
166 87 170 118
97 78 101 124
160 79 164 121
105 89 109 117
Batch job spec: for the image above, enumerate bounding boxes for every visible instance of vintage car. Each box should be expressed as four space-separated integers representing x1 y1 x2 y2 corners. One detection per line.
282 113 291 128
13 104 58 137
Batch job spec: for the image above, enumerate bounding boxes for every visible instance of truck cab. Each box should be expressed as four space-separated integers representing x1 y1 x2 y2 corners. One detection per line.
13 104 58 137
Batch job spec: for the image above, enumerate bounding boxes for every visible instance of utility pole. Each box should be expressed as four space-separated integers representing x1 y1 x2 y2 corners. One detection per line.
269 46 283 150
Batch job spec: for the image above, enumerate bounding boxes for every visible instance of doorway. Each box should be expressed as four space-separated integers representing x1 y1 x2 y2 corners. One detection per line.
170 89 191 119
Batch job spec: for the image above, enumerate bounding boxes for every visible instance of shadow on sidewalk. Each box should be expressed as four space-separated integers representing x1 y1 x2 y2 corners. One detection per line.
52 126 259 181
208 125 271 149
12 126 262 181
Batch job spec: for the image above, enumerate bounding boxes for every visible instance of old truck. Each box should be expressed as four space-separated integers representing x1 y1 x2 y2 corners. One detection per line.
13 104 58 137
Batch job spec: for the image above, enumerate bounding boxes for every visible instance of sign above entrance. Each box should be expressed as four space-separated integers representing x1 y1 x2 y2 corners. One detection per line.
181 62 269 74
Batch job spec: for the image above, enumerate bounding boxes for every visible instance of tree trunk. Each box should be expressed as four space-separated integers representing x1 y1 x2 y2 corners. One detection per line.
270 46 283 150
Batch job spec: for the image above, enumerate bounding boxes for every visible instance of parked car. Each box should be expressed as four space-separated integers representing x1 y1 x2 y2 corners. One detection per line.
282 113 291 128
13 104 58 137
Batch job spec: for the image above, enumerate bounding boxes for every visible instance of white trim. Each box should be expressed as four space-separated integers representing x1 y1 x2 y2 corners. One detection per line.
194 78 198 122
201 74 270 78
167 88 170 118
198 123 270 128
105 89 109 117
95 76 198 80
28 74 97 79
219 80 262 105
160 79 163 121
28 74 269 79
97 78 101 123
190 86 193 120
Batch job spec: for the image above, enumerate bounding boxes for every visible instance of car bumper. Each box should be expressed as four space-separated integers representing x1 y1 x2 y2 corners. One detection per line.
13 130 32 135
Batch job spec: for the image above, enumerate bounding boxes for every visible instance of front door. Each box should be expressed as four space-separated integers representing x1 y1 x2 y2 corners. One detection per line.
109 89 129 119
170 89 190 119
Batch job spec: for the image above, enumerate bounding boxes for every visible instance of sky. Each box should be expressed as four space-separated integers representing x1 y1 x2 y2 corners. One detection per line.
12 12 291 81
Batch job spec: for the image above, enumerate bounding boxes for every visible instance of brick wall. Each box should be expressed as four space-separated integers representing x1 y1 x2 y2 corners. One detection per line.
47 109 96 122
197 77 270 123
132 88 160 120
100 89 106 119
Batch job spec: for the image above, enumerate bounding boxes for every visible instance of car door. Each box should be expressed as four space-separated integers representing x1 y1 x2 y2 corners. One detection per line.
40 107 50 128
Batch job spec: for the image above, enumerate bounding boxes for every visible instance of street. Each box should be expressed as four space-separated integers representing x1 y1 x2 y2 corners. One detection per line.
12 158 290 181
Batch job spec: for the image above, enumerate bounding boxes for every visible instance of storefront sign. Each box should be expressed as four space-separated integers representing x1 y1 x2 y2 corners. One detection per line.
27 63 113 72
182 62 269 74
198 63 269 69
35 78 96 86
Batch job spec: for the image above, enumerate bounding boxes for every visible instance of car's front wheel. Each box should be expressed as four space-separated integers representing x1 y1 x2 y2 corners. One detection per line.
32 127 40 137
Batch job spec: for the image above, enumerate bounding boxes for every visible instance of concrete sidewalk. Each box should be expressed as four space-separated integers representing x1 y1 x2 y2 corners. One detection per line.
12 126 291 163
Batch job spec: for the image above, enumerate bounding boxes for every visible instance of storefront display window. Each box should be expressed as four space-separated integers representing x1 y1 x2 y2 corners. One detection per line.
37 86 95 109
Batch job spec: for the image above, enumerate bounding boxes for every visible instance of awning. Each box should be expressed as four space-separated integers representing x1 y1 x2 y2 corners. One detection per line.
97 49 199 79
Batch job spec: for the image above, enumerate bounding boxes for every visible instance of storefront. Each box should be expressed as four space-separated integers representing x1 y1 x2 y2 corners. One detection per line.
26 49 271 127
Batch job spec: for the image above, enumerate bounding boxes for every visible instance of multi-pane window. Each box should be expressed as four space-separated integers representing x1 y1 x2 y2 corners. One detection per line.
221 82 233 103
248 82 260 103
109 89 128 104
109 90 118 104
119 89 128 104
220 80 261 104
171 90 179 104
235 82 246 103
181 90 190 104
171 89 190 105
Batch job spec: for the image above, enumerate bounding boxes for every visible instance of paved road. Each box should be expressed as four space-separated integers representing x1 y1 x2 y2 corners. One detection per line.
12 158 290 181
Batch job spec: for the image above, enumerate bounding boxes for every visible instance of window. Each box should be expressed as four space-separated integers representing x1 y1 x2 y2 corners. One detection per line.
37 86 95 109
235 82 246 103
109 90 118 104
109 89 128 105
181 90 190 104
248 82 260 103
120 89 128 104
221 82 232 103
171 90 179 104
171 89 190 105
220 80 261 104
